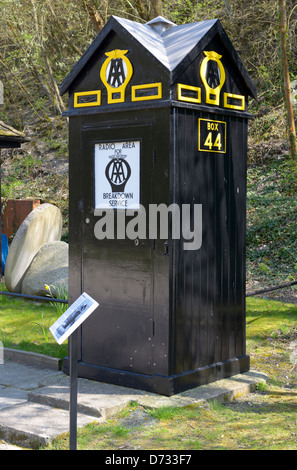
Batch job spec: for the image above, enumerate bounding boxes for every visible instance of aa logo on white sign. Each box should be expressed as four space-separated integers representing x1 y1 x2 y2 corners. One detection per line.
94 141 140 209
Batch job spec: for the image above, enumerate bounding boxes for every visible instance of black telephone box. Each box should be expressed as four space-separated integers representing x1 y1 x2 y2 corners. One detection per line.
60 15 257 396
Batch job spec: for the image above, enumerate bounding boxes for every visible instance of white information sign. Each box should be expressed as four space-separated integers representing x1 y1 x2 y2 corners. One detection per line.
50 293 99 345
94 140 140 210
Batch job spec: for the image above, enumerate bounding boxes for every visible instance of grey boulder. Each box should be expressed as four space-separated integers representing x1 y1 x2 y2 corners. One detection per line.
4 203 63 293
21 241 68 297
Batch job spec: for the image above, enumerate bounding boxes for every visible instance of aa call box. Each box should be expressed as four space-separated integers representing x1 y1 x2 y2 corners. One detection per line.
60 16 256 395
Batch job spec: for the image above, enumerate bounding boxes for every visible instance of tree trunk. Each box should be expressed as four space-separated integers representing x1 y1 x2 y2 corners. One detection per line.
82 0 104 32
223 0 232 17
150 0 163 17
279 0 297 159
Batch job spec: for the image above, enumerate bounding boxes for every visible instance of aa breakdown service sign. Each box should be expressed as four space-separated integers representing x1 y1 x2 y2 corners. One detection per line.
94 140 140 209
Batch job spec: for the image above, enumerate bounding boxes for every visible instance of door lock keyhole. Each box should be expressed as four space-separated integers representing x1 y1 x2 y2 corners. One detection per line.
163 240 169 256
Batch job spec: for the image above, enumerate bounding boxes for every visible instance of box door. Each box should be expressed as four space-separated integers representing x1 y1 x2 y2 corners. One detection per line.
80 123 154 375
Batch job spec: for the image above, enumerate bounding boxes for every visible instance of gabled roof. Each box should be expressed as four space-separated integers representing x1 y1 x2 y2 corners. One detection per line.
60 15 257 100
113 16 218 72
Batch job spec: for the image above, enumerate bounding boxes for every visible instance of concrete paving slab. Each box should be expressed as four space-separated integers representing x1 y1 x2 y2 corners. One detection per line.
0 356 268 450
0 361 63 390
0 387 28 410
4 348 62 371
28 370 268 418
29 375 153 419
137 370 268 408
0 402 102 449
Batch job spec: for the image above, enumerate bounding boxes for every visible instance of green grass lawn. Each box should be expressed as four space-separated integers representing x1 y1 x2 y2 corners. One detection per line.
48 296 297 450
246 155 297 290
246 296 297 386
0 284 68 359
1 289 297 450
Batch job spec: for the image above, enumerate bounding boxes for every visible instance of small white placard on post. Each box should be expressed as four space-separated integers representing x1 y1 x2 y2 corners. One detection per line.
50 293 99 345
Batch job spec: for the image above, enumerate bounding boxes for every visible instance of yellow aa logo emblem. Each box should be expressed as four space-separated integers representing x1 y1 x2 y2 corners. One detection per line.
200 51 226 106
100 49 133 104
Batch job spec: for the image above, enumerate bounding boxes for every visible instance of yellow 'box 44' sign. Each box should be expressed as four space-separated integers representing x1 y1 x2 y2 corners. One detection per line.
198 118 227 154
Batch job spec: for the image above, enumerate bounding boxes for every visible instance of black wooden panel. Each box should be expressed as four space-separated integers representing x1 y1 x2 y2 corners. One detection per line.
80 120 154 374
171 108 247 375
